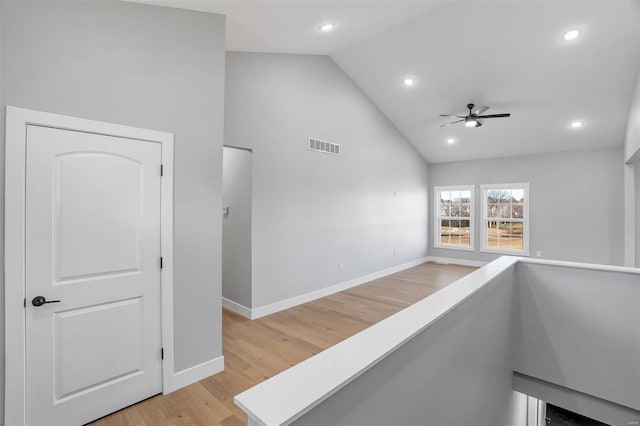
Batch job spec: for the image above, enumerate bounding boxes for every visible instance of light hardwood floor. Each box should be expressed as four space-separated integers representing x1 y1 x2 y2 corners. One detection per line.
91 262 476 426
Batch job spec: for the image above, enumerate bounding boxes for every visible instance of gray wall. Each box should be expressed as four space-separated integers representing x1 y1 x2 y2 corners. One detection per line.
515 263 640 419
624 68 640 163
294 267 518 426
222 147 253 308
636 165 640 266
224 52 430 309
429 147 624 266
1 0 226 375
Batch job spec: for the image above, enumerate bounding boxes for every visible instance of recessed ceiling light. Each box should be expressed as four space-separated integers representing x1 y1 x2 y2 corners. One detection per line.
563 30 581 41
319 23 335 32
570 120 584 129
447 138 455 144
403 78 416 87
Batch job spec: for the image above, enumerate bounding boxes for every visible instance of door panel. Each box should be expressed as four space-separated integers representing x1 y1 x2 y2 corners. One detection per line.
54 298 143 400
25 124 163 426
55 152 143 281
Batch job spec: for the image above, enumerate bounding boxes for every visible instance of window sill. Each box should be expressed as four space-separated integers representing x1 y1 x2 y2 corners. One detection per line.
480 248 530 257
433 244 475 252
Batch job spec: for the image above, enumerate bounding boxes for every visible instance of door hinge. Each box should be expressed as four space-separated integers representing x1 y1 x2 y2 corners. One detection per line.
24 298 26 308
161 348 164 360
160 257 163 269
160 164 164 177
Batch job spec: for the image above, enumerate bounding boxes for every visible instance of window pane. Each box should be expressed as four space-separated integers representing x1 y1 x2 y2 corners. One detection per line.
450 220 461 245
510 222 524 250
488 189 510 204
512 204 524 219
451 191 461 203
460 220 471 246
499 204 511 218
487 203 497 218
440 203 450 217
497 221 511 249
440 219 451 244
461 203 471 217
440 191 450 203
460 191 471 203
512 189 524 203
487 221 499 248
450 204 460 217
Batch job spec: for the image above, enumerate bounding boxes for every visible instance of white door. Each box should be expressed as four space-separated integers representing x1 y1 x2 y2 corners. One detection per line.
25 125 163 426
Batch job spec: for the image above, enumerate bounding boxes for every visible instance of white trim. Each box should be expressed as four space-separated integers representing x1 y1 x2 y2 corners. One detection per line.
250 257 429 319
480 182 530 256
222 297 252 319
234 256 520 426
623 164 636 267
425 256 488 268
518 257 640 275
4 106 175 425
171 356 225 392
433 185 475 251
229 256 485 321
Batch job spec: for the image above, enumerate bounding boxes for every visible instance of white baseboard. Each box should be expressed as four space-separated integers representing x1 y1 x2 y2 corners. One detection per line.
222 297 252 319
223 256 486 321
171 356 224 392
425 256 487 268
250 257 430 319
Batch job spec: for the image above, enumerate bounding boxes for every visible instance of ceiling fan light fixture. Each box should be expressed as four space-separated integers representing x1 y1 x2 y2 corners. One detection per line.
465 118 478 127
319 23 336 33
403 77 416 87
563 29 581 41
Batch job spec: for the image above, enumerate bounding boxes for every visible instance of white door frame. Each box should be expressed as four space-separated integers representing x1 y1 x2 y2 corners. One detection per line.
4 106 176 426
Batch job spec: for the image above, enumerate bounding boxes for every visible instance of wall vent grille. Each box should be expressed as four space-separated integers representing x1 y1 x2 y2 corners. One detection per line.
309 137 340 156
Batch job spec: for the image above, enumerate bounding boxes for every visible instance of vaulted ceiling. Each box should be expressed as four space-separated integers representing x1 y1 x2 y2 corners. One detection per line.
131 0 640 163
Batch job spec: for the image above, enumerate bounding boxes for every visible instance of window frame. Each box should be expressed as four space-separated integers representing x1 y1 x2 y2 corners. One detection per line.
433 185 475 251
480 182 530 256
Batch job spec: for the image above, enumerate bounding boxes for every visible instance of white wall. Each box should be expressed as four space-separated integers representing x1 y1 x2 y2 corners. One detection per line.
624 68 640 267
624 68 640 163
429 147 624 266
222 147 253 308
636 165 640 267
292 268 518 426
515 262 640 421
224 52 430 309
1 0 226 377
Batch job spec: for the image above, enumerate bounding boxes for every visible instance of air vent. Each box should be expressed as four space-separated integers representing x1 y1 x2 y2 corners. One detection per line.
309 137 340 156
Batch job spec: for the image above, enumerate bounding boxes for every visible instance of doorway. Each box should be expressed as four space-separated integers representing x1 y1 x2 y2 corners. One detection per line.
222 146 253 316
4 107 175 426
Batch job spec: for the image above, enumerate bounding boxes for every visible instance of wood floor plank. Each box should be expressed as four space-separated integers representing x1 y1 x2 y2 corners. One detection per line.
90 262 475 426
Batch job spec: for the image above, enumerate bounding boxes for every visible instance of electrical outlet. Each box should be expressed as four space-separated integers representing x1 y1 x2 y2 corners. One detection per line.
393 249 396 256
338 262 343 271
536 250 542 257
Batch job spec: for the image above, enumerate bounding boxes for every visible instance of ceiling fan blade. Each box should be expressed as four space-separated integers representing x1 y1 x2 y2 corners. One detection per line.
439 115 466 118
477 113 511 119
475 120 483 127
474 105 490 115
440 119 464 127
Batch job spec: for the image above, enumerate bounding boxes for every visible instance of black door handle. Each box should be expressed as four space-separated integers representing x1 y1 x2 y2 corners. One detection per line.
32 296 61 307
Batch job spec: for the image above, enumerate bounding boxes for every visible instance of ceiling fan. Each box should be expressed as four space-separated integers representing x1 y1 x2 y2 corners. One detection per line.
440 103 511 128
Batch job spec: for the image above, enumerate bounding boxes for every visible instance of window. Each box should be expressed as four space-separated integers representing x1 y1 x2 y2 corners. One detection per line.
434 186 474 250
480 183 529 255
